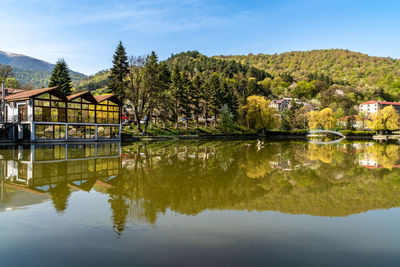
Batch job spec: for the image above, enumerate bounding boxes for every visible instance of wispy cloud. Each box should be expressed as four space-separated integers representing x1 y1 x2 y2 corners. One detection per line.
61 0 239 33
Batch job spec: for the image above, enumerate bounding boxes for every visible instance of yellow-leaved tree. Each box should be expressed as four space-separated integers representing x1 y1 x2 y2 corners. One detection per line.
368 105 399 135
240 95 279 132
307 108 335 129
318 108 335 129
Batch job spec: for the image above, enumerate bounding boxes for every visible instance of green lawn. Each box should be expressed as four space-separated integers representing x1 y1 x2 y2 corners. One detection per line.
122 122 256 136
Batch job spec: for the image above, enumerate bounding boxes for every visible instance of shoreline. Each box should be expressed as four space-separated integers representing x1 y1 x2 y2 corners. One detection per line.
0 134 376 144
122 134 374 142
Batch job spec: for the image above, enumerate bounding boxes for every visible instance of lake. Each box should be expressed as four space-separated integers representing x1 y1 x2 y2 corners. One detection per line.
0 140 400 266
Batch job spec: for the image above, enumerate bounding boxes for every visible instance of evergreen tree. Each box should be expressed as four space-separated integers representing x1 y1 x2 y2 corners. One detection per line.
170 65 183 128
141 51 163 133
48 59 73 95
179 72 193 129
191 74 204 128
109 41 129 101
208 73 221 127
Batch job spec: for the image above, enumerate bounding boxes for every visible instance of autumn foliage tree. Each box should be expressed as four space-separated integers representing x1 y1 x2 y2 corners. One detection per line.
240 95 279 132
307 108 336 129
368 105 399 134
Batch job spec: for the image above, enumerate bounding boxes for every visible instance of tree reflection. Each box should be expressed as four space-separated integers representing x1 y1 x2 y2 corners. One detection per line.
5 141 400 235
50 182 71 214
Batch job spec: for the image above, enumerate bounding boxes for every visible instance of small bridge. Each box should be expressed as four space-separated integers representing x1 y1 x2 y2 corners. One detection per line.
308 137 344 145
307 130 344 138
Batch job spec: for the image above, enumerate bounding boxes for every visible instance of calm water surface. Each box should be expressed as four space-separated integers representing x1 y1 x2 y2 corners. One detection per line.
0 140 400 266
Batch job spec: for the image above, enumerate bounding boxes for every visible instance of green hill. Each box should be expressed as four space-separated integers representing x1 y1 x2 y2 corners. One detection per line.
216 49 400 91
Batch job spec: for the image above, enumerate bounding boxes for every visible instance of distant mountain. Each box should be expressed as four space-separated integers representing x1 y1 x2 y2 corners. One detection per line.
0 50 86 88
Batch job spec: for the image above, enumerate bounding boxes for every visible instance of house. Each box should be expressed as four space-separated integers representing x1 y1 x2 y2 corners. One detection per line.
270 98 313 112
1 86 122 141
269 99 290 112
359 101 400 116
337 115 365 130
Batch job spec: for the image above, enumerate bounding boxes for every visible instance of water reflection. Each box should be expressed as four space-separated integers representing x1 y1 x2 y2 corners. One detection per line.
0 143 121 213
1 141 400 236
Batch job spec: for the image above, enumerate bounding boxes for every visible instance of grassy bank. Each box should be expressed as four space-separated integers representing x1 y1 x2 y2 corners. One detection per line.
122 123 257 137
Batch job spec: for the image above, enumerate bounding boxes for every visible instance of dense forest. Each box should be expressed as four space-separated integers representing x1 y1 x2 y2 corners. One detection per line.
12 67 84 88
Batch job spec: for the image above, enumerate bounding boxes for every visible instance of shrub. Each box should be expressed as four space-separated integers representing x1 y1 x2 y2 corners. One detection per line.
340 130 376 136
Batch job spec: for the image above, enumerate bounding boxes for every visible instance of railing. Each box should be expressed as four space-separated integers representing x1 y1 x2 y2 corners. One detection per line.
307 130 344 137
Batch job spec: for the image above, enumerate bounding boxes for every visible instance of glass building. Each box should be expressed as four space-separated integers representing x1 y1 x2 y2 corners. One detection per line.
3 87 122 141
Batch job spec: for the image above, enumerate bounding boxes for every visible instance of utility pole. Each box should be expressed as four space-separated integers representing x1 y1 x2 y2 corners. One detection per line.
1 82 4 122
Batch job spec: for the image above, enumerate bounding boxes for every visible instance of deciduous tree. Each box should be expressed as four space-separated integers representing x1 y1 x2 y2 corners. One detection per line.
368 105 399 134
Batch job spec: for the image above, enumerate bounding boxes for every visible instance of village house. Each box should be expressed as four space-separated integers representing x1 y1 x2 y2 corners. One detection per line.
269 98 312 112
269 99 291 112
359 101 400 116
0 86 122 141
337 115 365 130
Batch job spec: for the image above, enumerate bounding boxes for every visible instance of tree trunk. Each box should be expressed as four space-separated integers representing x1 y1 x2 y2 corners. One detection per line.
185 117 188 129
205 112 208 127
142 112 150 135
133 109 141 132
196 117 199 128
213 114 217 128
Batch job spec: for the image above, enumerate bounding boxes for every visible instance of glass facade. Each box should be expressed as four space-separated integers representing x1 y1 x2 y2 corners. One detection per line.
33 94 120 125
34 93 66 122
96 100 120 124
31 92 121 140
67 125 95 139
98 126 120 139
35 124 66 140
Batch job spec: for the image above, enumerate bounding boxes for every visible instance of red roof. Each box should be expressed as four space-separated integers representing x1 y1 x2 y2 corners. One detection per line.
1 87 26 95
94 94 121 105
361 101 400 106
271 99 287 104
5 87 63 101
67 91 97 103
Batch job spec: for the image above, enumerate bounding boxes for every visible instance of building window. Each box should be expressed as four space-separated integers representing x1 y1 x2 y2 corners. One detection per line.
67 97 96 123
34 94 66 122
35 124 66 140
96 100 120 124
67 125 96 139
97 125 119 139
18 105 28 122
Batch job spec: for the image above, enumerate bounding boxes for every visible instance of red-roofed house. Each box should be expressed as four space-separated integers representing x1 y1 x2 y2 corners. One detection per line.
359 101 400 116
269 99 290 112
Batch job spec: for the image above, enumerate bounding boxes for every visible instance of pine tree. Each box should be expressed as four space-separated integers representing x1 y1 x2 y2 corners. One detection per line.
170 65 183 128
48 59 73 95
208 73 221 127
179 72 193 129
191 74 204 128
109 41 129 101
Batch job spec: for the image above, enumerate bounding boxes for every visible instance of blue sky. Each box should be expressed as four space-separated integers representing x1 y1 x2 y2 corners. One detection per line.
2 0 400 75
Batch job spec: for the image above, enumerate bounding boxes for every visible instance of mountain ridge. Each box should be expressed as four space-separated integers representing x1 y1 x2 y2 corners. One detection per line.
0 50 86 88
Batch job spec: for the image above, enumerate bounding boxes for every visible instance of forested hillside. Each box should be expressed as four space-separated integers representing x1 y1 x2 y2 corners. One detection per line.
74 70 110 95
217 49 400 95
11 67 84 88
0 51 85 87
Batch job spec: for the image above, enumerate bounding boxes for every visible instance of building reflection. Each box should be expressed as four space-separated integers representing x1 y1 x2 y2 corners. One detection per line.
0 142 121 213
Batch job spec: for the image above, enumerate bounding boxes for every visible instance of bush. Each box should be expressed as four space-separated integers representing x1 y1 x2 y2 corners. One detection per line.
264 130 309 136
340 130 376 136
